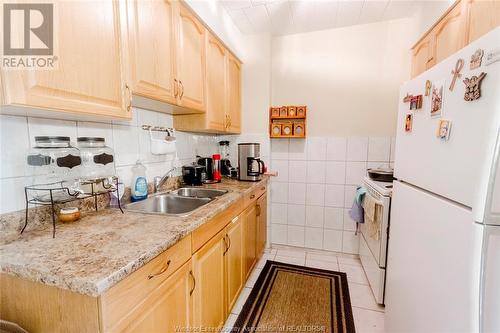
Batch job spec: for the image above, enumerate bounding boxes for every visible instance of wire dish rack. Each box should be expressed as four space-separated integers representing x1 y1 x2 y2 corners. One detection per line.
23 176 123 238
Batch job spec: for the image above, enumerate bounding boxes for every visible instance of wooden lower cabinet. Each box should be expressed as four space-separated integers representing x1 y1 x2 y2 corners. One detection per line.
191 230 227 330
120 261 193 333
243 204 258 278
225 215 244 312
256 194 268 257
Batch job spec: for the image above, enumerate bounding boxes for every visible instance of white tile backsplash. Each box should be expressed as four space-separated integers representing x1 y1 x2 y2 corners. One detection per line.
271 160 289 182
272 223 287 245
270 135 392 255
271 203 287 224
0 108 219 214
271 182 288 204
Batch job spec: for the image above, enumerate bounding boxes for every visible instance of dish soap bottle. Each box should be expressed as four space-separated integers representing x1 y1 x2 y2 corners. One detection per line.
131 160 148 202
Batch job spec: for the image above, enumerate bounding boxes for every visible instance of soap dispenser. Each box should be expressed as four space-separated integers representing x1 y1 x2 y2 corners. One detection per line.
131 160 148 202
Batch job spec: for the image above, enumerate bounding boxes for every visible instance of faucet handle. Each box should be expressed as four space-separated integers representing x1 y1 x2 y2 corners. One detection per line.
153 176 162 192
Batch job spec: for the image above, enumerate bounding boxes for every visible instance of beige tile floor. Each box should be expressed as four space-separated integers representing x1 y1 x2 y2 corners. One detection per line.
223 245 385 333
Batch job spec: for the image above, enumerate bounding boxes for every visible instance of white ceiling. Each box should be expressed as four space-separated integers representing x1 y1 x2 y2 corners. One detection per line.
221 0 433 36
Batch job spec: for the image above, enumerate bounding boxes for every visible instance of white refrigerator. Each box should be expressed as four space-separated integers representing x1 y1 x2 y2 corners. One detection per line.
385 27 500 333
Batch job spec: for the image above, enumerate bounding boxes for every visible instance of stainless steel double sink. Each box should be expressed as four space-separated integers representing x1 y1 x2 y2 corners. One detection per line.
124 187 227 216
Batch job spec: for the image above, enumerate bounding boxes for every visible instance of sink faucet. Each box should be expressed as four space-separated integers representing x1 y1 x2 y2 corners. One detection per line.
154 167 177 193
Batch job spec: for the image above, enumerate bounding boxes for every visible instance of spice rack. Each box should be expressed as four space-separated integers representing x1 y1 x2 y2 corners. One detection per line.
22 177 123 238
269 106 307 138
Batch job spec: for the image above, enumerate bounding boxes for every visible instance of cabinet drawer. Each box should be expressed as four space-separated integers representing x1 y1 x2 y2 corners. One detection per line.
244 184 267 207
100 235 192 332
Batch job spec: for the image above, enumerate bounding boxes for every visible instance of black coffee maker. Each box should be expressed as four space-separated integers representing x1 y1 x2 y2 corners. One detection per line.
219 141 233 176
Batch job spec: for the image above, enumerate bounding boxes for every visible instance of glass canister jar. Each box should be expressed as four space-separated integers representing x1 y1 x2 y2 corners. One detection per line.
26 136 82 201
77 137 116 186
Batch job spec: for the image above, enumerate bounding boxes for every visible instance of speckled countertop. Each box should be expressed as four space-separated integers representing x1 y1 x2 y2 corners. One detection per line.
0 177 268 297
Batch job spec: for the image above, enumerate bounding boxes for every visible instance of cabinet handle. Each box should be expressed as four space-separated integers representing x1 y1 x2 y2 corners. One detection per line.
227 234 231 251
147 259 171 280
125 84 132 112
223 234 229 255
256 204 261 217
174 78 178 98
250 194 255 199
179 80 184 99
261 187 266 191
189 270 196 296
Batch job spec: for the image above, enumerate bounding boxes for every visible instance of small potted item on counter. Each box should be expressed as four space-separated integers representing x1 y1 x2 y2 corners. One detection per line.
58 207 81 223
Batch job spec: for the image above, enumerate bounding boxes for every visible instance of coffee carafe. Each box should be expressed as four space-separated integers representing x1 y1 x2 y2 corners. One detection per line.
219 140 233 176
238 143 265 181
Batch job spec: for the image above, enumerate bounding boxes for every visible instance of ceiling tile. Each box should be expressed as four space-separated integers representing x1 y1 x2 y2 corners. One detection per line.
244 5 271 32
336 0 364 28
359 0 390 24
383 0 417 20
266 1 294 34
227 9 255 34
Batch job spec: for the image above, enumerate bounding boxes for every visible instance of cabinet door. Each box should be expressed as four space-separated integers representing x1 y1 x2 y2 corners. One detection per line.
121 260 193 333
411 35 434 78
192 230 226 330
176 4 206 112
205 33 227 131
243 204 257 278
465 0 500 43
1 0 131 119
256 194 268 257
225 215 244 312
433 2 467 64
226 54 241 134
126 0 177 104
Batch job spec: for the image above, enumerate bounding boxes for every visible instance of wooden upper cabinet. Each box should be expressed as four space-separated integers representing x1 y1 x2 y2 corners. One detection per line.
1 0 131 119
205 33 227 132
226 54 242 134
411 35 434 78
465 0 500 43
433 2 467 64
126 0 177 105
176 4 207 112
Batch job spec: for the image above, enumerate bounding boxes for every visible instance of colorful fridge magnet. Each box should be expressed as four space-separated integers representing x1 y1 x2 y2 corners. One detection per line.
425 80 432 96
463 72 487 101
436 120 452 141
410 95 423 110
431 80 445 118
470 49 484 70
404 113 413 132
403 93 412 103
449 58 464 91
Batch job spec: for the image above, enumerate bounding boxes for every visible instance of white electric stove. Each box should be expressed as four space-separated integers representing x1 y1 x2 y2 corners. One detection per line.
359 176 393 305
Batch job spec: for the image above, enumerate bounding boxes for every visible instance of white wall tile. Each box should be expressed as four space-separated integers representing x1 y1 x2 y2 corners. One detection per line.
0 177 26 214
306 161 325 183
116 165 133 188
324 207 344 230
271 182 288 203
390 137 397 162
288 182 306 204
112 124 140 166
288 160 306 183
323 229 342 252
325 161 346 184
272 223 287 244
137 109 160 126
344 185 357 208
288 139 306 160
325 184 345 207
368 137 391 162
287 225 305 247
343 208 357 231
305 205 324 227
113 107 139 126
287 204 305 226
342 231 359 254
367 161 390 169
157 112 173 128
271 138 289 160
305 227 323 250
306 183 325 206
77 121 114 148
0 115 29 178
346 137 368 161
306 137 327 160
345 161 367 185
27 117 77 147
271 160 289 182
271 203 288 224
326 137 347 161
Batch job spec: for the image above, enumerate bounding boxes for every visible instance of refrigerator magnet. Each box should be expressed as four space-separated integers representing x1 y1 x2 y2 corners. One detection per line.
410 95 423 110
425 80 432 96
470 49 484 70
430 80 445 118
436 120 452 141
405 113 413 132
463 72 487 101
449 59 463 91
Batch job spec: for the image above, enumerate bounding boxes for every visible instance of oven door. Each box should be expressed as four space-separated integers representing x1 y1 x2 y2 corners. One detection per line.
359 187 391 268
